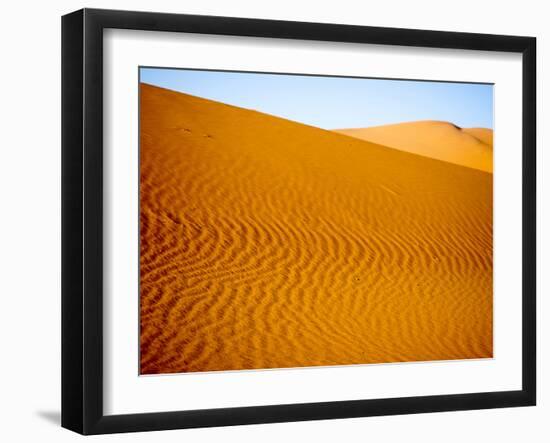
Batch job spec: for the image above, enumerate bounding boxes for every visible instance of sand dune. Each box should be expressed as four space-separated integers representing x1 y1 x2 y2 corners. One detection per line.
462 127 493 146
140 83 493 374
335 121 493 172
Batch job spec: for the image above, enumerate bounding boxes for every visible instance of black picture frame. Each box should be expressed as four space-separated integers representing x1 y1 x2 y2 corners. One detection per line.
62 8 536 435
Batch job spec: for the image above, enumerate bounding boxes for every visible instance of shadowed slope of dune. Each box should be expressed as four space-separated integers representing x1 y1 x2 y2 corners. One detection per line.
462 127 493 146
140 83 493 374
335 121 493 172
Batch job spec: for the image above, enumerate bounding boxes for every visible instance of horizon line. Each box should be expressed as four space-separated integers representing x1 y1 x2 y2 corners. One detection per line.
140 82 493 132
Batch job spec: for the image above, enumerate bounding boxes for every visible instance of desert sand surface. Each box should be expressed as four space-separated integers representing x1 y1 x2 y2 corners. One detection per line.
462 127 494 146
140 83 493 374
335 121 493 172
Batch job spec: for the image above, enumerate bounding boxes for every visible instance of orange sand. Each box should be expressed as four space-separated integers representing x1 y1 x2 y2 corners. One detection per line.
335 121 493 172
140 84 493 374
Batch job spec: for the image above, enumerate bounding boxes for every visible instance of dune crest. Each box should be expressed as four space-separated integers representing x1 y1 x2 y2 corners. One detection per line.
140 84 493 374
335 121 493 172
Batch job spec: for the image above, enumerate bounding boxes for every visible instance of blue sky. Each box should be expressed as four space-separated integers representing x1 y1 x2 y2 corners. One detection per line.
140 67 493 129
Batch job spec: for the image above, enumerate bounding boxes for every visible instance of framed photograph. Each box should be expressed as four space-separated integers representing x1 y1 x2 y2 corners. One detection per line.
62 8 536 435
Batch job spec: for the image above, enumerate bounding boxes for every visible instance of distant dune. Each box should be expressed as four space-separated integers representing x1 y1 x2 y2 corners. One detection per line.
335 121 493 172
140 83 493 374
462 127 493 146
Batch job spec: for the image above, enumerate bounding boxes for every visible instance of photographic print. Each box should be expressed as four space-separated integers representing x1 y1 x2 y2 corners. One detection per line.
139 68 493 375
